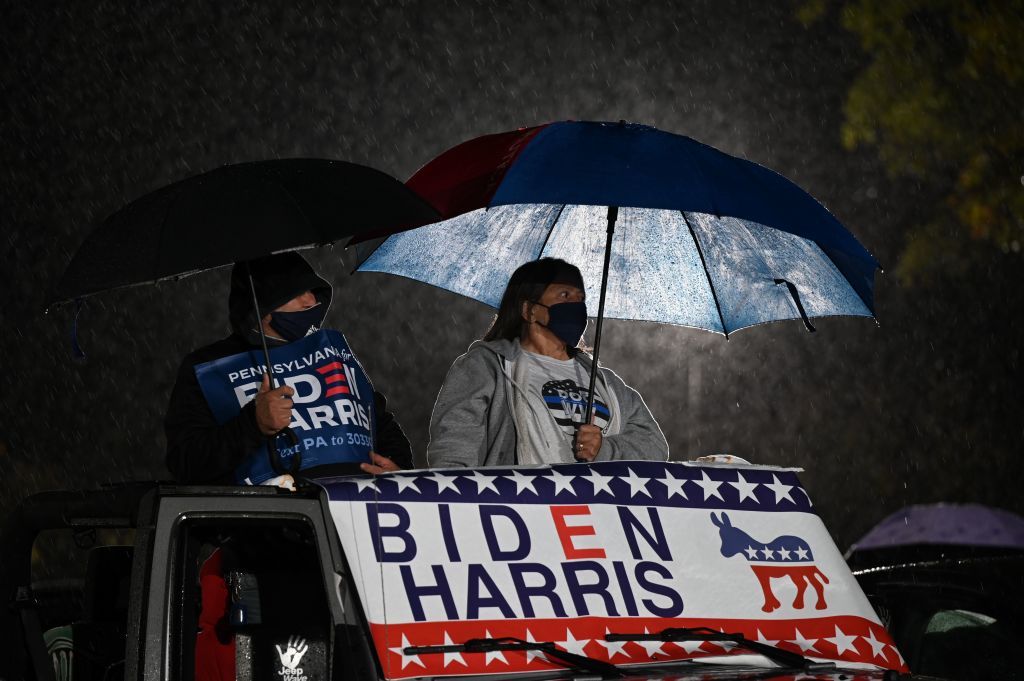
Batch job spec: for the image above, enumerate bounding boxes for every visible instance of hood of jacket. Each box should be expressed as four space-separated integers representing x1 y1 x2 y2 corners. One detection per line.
466 337 592 368
228 251 333 346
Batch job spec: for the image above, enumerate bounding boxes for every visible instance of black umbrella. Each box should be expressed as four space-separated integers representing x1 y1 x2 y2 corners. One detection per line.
52 158 438 303
51 158 439 473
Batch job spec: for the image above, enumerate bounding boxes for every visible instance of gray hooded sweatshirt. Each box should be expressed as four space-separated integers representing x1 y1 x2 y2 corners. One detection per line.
427 338 669 467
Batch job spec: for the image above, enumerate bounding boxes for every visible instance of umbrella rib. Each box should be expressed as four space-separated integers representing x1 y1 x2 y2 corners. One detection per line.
535 204 567 258
681 211 729 339
273 178 319 244
153 182 189 284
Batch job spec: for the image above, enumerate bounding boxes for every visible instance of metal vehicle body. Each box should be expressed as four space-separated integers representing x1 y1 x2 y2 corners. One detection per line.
2 467 921 681
852 546 1024 680
1 483 375 681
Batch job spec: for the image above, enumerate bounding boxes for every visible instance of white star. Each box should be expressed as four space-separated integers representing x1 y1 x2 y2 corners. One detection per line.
788 628 819 653
557 628 591 657
483 630 508 665
635 627 666 658
656 469 688 499
429 472 462 494
825 625 859 656
581 468 616 496
524 629 549 664
694 471 724 501
546 469 578 496
507 470 540 495
744 545 759 559
621 468 652 498
755 629 780 648
389 474 422 494
442 632 467 667
778 547 792 560
766 474 795 504
760 546 775 560
388 634 425 669
674 638 706 654
709 629 738 652
794 546 809 560
467 470 501 494
353 477 378 493
595 628 631 659
728 473 760 503
863 628 888 660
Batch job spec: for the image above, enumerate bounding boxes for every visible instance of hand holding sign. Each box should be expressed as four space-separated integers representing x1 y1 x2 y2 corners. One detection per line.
360 451 401 475
197 330 379 484
255 373 295 435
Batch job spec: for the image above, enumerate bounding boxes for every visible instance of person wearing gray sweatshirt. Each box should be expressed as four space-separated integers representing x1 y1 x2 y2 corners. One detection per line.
427 258 669 468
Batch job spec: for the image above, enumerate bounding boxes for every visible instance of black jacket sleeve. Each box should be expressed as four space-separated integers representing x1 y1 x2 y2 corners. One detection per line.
164 356 266 484
373 390 414 469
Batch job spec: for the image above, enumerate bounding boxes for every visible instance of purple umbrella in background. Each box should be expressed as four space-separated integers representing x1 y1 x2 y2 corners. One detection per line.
849 503 1024 555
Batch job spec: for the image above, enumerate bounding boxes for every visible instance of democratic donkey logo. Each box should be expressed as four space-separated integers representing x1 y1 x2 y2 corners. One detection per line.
710 512 829 613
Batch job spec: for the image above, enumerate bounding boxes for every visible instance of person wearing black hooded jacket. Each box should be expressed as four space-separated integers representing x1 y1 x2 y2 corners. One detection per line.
164 252 412 484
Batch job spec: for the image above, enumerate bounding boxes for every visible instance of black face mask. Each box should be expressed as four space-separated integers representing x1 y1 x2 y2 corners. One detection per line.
534 301 588 347
268 302 326 342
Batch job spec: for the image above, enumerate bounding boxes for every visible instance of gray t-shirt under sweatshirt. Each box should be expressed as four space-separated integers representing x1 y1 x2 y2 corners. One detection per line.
514 348 615 464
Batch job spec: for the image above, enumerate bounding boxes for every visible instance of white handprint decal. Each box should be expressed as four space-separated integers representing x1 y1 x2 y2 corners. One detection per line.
276 636 309 670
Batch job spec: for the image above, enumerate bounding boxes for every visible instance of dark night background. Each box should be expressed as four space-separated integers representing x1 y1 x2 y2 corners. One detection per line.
1 1 1020 550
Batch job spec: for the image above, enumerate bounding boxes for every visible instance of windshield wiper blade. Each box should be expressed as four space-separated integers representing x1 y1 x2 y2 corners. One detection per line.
406 636 625 678
605 626 836 672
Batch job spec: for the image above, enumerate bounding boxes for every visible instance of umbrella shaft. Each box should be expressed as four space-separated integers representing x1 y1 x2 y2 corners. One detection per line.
247 265 278 390
584 206 617 427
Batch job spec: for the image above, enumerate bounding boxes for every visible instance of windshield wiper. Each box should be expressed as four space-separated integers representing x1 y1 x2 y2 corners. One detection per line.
605 626 836 672
406 636 625 678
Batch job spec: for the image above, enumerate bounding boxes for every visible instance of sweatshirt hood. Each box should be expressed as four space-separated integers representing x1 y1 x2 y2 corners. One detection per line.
467 337 590 366
228 251 332 346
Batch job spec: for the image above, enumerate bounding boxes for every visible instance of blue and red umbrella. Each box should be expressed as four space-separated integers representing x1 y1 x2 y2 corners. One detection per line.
359 121 880 417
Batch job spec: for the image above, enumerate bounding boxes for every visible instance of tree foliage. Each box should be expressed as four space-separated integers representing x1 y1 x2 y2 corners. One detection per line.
804 0 1023 280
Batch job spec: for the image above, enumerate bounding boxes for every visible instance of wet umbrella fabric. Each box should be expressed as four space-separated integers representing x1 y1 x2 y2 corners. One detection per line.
358 121 880 420
359 121 879 336
850 504 1024 553
52 158 439 305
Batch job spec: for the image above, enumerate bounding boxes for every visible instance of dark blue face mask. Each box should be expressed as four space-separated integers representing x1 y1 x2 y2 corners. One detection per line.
268 302 327 342
535 300 588 347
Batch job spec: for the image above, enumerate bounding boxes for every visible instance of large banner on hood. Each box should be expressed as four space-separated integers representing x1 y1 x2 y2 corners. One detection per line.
196 329 375 484
324 462 907 678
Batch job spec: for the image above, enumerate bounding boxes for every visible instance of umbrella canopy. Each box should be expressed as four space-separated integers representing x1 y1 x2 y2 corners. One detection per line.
358 121 879 336
52 158 439 306
850 504 1024 553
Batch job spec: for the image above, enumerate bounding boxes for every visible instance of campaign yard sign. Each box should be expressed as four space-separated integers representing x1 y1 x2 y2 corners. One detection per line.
195 329 375 484
324 462 907 678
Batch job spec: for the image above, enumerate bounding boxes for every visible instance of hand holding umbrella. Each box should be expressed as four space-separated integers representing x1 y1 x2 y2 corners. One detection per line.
254 374 295 436
573 417 603 462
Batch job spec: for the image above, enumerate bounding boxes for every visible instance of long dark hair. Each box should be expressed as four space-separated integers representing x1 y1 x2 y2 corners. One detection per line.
483 258 584 341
